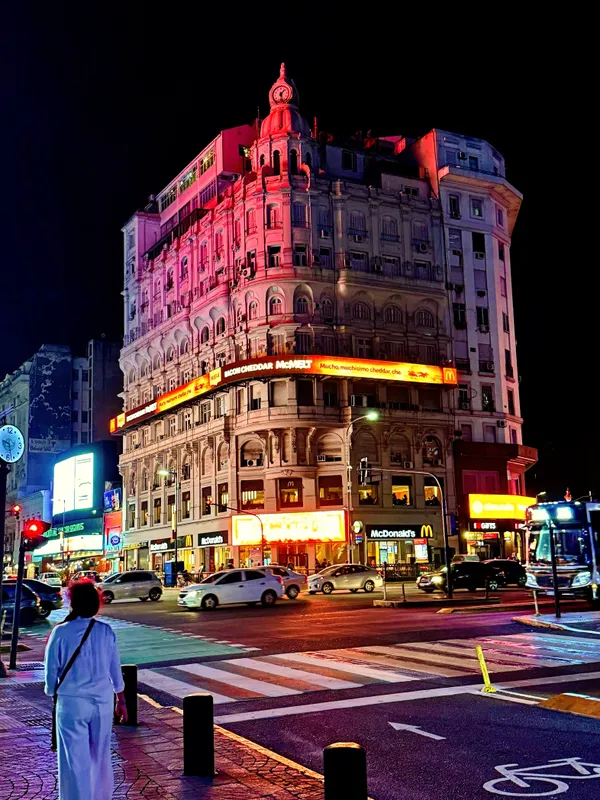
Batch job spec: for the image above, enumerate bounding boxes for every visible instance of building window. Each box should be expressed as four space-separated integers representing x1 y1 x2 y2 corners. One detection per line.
497 206 504 227
270 380 287 407
71 410 78 422
484 424 497 443
458 384 470 409
505 349 514 379
249 301 259 320
323 381 338 407
511 428 518 444
448 194 461 219
381 217 398 241
422 436 442 466
471 198 484 218
478 343 494 373
150 497 160 524
424 476 442 506
168 377 176 392
199 149 215 174
246 209 256 234
476 307 489 328
414 260 433 281
218 483 229 513
353 302 371 321
241 479 264 509
180 256 189 279
183 410 192 430
292 203 307 227
349 211 367 236
321 297 333 320
141 501 149 526
358 482 378 505
392 477 412 506
502 312 510 333
81 431 88 443
216 317 226 336
289 149 299 175
342 150 357 171
461 424 473 441
296 332 312 355
201 486 212 515
417 310 434 328
356 338 372 358
318 475 343 507
295 296 309 314
384 306 402 324
500 277 507 297
319 247 332 269
269 296 283 315
279 478 302 508
215 395 227 418
508 389 516 416
266 204 281 228
268 243 281 267
453 303 466 329
498 241 505 261
182 491 191 519
482 385 495 412
201 402 211 424
272 150 280 175
297 379 314 405
293 244 307 266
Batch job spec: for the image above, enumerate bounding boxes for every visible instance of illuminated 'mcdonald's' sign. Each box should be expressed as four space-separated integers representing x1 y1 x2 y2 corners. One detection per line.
110 356 458 433
232 509 346 546
469 494 537 521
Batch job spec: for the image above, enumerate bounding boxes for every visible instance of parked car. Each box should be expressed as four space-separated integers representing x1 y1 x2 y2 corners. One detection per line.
71 570 102 584
308 564 383 595
178 568 283 610
417 561 499 593
1 583 41 626
451 554 481 564
5 578 63 619
484 559 527 588
259 565 307 599
98 570 163 603
39 571 62 588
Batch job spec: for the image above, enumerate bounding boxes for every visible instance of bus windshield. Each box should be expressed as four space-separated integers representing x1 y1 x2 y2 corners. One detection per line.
528 526 589 567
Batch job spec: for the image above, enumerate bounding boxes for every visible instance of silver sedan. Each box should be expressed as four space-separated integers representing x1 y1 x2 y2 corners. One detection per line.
308 564 383 595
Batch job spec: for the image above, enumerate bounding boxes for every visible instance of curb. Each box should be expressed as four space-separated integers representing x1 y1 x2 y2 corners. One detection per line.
374 598 499 609
439 602 552 615
512 615 600 635
538 693 600 719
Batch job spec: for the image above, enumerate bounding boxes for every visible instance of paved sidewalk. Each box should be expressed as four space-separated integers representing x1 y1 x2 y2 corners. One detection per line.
513 609 600 634
0 681 324 799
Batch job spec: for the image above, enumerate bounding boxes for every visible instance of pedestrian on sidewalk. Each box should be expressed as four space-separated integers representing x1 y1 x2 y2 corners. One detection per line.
44 581 128 800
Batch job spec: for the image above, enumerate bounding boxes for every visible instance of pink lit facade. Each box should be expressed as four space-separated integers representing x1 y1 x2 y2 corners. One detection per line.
118 65 533 572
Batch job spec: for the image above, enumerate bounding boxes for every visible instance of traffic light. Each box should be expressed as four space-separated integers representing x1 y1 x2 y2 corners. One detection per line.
358 457 370 486
11 503 22 518
204 498 213 516
22 519 51 551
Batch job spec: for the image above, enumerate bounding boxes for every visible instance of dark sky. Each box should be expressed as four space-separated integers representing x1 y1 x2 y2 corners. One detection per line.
1 10 593 498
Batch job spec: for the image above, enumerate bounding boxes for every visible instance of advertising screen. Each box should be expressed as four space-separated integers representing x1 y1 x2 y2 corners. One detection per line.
468 494 536 521
232 510 346 546
53 452 95 514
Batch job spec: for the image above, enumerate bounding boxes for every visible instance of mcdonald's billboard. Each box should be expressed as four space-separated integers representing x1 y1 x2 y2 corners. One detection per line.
110 356 458 433
366 523 436 540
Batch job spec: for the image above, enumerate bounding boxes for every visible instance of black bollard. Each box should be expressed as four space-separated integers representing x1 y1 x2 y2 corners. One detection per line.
183 693 215 777
120 664 138 726
324 742 368 800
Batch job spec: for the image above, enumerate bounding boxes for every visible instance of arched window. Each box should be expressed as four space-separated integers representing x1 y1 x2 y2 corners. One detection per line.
353 302 371 320
215 229 224 257
129 472 136 497
180 339 190 356
417 310 434 328
305 151 312 169
349 211 366 235
290 149 298 175
316 433 343 463
166 347 175 363
199 241 208 269
154 279 161 296
216 317 226 336
142 468 149 492
166 268 174 289
269 296 283 315
249 301 259 320
422 436 442 466
384 306 402 324
382 217 398 241
180 256 188 278
200 360 208 375
321 297 333 319
295 296 309 314
141 361 150 377
413 220 429 242
240 440 264 467
128 369 136 385
259 154 265 167
267 204 280 229
141 289 148 309
152 354 161 371
246 209 256 234
273 150 280 175
200 326 210 344
234 218 241 246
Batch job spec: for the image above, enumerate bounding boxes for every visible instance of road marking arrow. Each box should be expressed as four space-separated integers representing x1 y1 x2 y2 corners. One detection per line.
388 722 446 740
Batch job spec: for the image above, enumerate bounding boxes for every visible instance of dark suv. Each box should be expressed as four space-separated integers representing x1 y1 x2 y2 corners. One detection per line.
417 561 499 593
485 559 527 588
1 583 40 625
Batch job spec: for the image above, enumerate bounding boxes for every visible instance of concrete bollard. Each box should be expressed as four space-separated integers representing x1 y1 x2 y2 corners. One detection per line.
121 664 138 726
324 742 368 800
183 693 215 777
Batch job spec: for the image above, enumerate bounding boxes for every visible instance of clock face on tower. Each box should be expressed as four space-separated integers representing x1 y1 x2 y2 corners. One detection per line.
0 424 25 464
270 83 293 105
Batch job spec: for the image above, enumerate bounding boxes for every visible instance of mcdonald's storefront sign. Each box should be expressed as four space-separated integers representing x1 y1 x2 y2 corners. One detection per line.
366 524 436 540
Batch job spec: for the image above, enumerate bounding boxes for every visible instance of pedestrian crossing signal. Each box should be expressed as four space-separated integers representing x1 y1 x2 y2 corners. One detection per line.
22 519 51 551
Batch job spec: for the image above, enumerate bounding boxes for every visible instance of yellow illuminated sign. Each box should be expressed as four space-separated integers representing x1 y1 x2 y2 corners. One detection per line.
232 510 346 546
111 356 458 432
468 494 536 521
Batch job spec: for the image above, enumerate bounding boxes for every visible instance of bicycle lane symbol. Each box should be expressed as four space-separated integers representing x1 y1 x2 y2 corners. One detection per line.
484 757 600 797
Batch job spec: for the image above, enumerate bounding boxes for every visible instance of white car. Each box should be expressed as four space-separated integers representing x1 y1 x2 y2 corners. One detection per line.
308 564 384 594
178 568 283 611
39 572 62 588
259 565 307 599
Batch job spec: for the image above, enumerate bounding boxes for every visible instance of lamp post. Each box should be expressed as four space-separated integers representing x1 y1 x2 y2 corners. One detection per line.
158 468 179 580
344 410 379 563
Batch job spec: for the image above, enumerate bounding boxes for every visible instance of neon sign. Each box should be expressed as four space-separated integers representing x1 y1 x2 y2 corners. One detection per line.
232 510 346 546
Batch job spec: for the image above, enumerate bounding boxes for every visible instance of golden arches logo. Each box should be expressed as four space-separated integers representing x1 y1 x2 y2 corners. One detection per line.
420 524 434 538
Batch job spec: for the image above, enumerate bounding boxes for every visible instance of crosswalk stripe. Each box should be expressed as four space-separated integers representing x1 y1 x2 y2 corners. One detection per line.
334 648 468 678
427 641 571 668
506 633 600 649
357 645 482 674
138 669 234 703
223 658 362 690
270 652 415 683
173 663 302 697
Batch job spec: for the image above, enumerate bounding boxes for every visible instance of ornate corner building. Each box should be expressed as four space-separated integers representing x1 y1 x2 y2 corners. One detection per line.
115 64 536 575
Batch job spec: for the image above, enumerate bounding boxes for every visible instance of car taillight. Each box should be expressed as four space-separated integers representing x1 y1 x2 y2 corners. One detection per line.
275 576 283 584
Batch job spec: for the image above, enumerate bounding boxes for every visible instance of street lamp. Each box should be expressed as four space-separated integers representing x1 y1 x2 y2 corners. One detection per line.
157 468 179 581
344 410 379 563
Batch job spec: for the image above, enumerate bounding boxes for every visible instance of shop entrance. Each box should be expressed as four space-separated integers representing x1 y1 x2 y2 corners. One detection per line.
277 545 308 571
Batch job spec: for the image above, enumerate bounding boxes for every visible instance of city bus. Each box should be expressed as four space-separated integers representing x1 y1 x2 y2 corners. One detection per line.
524 501 600 607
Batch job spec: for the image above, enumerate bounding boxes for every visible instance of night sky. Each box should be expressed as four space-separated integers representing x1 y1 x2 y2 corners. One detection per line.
1 11 593 497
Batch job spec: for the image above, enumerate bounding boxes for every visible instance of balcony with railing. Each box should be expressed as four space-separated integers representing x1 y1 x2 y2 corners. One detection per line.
143 207 208 262
456 358 471 372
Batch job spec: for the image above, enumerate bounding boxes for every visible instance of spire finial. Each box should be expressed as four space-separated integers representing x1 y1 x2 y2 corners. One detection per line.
279 62 286 78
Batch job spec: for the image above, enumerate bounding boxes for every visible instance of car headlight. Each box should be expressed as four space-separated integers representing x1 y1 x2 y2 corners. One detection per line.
526 573 538 588
572 571 591 588
186 590 199 597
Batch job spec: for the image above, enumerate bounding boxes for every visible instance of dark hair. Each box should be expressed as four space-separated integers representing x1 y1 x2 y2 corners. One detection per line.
63 581 100 622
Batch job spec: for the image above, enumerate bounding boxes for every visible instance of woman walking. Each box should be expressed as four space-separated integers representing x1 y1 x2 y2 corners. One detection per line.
45 581 127 799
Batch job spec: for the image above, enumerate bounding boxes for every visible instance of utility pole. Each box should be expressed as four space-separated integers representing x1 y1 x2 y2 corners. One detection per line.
548 518 561 618
0 461 10 678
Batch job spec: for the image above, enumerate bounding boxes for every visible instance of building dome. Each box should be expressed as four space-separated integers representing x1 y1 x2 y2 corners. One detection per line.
260 63 311 138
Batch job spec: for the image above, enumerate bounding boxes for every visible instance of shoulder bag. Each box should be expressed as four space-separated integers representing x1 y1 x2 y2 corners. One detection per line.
51 618 96 751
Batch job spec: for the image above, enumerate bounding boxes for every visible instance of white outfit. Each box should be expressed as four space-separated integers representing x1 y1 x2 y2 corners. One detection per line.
45 617 125 800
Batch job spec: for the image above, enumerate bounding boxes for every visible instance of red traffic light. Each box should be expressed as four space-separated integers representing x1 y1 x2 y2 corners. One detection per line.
11 503 22 515
22 519 51 551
